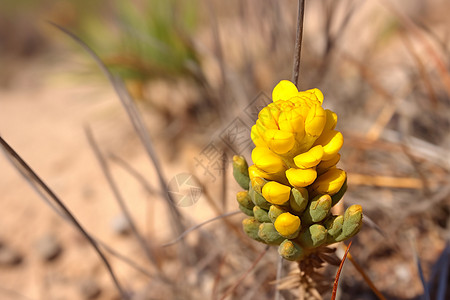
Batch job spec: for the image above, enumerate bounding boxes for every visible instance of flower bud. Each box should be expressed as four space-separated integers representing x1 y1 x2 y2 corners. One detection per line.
311 168 346 195
242 217 263 242
262 181 291 205
314 130 343 161
252 147 286 175
264 129 296 154
274 212 301 239
301 194 332 225
289 187 309 213
258 223 285 245
233 155 250 190
316 154 340 175
272 80 299 102
285 168 317 188
293 145 324 169
268 205 287 223
297 224 327 249
253 206 271 223
278 239 306 261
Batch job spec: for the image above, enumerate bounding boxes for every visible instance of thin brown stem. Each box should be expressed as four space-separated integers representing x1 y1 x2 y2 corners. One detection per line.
292 0 306 88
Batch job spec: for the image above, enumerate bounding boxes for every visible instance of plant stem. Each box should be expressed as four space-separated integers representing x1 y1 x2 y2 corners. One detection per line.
292 0 306 88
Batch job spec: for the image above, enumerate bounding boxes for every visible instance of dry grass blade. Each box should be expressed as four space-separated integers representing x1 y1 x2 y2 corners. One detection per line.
219 245 270 300
332 241 352 300
85 125 159 268
0 136 129 299
48 22 185 235
292 0 305 88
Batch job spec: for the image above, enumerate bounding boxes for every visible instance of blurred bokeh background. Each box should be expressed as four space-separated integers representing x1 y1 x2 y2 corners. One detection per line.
1 0 449 299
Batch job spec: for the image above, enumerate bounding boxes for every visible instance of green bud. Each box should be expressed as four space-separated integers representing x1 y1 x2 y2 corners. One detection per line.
268 205 287 223
249 184 271 210
297 224 327 249
258 223 285 245
301 194 332 225
233 155 250 190
239 204 254 216
253 206 271 223
242 217 264 242
323 215 344 244
289 187 309 213
278 239 306 261
339 204 363 241
331 179 347 207
236 191 254 210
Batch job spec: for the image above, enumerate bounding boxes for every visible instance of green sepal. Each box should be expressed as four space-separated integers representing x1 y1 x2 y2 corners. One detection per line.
278 239 306 261
338 204 363 242
249 184 271 210
236 191 254 210
268 205 287 223
239 204 254 216
300 194 332 225
253 206 271 223
242 217 264 243
331 179 347 207
289 187 309 213
324 215 344 244
233 155 250 190
297 224 327 249
258 223 285 245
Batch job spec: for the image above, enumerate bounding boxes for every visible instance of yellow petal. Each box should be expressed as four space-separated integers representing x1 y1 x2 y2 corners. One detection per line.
278 108 305 133
262 181 291 205
252 147 286 174
274 212 301 237
314 130 344 160
304 88 324 104
305 104 326 138
311 168 346 195
258 107 278 129
264 129 296 154
272 80 299 102
251 125 266 147
293 145 324 169
323 109 337 131
285 168 317 188
316 154 340 175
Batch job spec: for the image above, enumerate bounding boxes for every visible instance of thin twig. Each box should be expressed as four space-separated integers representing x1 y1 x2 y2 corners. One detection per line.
292 0 306 88
162 210 240 247
332 241 352 300
0 136 129 299
85 126 159 267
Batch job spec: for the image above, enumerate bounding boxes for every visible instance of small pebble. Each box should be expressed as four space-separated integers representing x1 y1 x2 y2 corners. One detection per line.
79 279 102 300
0 244 22 266
111 214 132 236
35 234 62 262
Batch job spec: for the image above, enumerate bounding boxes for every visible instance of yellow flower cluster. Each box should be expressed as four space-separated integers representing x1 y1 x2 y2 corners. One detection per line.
249 80 346 208
233 80 362 261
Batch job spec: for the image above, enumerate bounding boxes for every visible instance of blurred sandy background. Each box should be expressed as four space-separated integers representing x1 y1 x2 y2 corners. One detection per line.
1 0 450 299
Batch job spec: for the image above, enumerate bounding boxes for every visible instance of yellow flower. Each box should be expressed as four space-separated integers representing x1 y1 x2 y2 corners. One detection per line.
274 212 301 238
262 181 291 205
249 80 345 201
